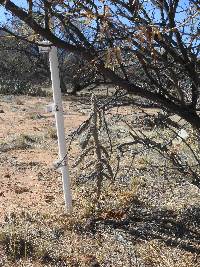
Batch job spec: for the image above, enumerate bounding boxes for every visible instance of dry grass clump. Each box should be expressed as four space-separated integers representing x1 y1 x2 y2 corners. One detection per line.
0 209 106 266
45 127 57 140
0 212 76 266
0 134 43 152
0 178 199 267
136 240 199 267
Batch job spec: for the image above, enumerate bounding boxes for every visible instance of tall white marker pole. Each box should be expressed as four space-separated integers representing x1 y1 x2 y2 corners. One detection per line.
49 46 72 213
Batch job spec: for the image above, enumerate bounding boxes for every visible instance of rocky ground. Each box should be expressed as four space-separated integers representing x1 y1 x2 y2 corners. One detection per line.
0 94 199 267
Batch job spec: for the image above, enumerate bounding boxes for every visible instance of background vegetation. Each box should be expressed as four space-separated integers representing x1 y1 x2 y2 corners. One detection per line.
0 0 199 266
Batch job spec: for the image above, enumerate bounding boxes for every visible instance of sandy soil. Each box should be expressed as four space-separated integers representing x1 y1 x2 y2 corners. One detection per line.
0 94 200 267
0 95 90 222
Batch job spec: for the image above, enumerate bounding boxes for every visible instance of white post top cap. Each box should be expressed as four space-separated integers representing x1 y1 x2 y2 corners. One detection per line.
38 40 52 53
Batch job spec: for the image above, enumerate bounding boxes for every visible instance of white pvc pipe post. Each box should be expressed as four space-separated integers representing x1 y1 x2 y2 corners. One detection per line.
49 46 72 213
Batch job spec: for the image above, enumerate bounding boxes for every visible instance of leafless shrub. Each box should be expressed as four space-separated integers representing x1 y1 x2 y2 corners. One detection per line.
73 94 114 199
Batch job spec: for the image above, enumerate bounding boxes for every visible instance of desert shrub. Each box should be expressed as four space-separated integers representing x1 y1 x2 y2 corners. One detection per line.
0 79 48 96
0 213 34 261
68 93 200 214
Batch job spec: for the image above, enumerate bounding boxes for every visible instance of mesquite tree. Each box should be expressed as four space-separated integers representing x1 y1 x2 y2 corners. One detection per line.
0 0 199 128
0 36 50 93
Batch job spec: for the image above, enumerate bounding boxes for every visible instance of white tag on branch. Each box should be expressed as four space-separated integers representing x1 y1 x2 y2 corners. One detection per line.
178 129 189 141
172 129 189 145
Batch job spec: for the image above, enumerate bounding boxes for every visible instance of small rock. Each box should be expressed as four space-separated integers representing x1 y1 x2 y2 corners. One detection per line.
4 173 10 178
37 172 44 181
29 161 38 167
44 195 55 203
15 186 29 194
0 109 4 113
11 107 18 112
82 255 100 267
16 99 24 105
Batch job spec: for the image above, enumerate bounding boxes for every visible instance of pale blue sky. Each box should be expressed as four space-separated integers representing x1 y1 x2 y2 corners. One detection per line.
0 0 25 25
0 6 7 23
0 0 198 32
0 0 195 23
0 1 198 52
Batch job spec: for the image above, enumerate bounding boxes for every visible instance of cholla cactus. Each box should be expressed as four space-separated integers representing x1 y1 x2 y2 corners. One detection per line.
73 94 114 199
